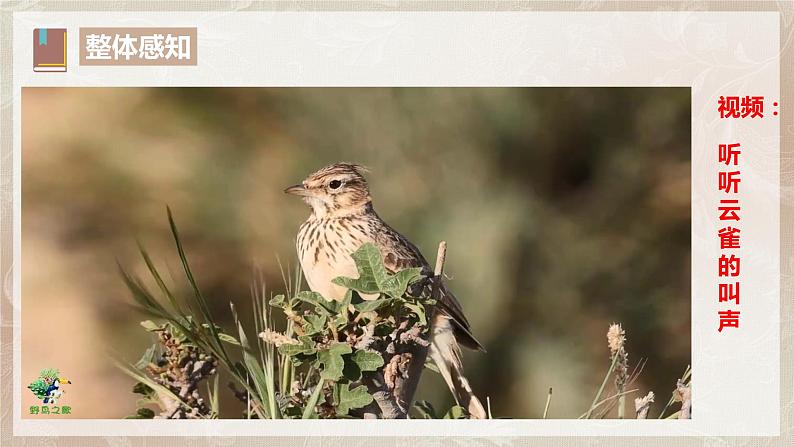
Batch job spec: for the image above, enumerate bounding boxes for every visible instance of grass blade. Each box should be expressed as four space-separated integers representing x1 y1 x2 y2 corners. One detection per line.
232 303 279 419
302 380 325 419
166 206 230 364
584 353 620 419
137 241 184 316
658 365 691 419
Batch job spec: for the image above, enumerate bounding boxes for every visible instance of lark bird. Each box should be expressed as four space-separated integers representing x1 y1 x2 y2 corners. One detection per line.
285 162 486 419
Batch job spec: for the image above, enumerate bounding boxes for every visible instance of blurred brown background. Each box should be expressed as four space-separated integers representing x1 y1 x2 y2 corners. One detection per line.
22 87 690 419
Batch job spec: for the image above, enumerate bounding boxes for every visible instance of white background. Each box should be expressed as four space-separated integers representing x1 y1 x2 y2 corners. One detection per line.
11 11 780 437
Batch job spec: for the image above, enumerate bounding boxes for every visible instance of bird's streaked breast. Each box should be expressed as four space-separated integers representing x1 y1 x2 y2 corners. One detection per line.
297 216 372 301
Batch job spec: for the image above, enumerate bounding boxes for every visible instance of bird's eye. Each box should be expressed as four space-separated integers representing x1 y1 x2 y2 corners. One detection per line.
329 180 342 190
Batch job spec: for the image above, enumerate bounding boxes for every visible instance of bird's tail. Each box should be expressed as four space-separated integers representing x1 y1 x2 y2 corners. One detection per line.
429 315 487 419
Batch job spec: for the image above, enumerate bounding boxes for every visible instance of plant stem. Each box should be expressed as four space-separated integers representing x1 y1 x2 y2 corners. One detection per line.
658 365 691 418
392 241 447 415
577 388 638 419
584 353 620 419
543 388 552 419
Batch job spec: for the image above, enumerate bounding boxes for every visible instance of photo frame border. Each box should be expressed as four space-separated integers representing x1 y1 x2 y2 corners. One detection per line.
1 2 790 446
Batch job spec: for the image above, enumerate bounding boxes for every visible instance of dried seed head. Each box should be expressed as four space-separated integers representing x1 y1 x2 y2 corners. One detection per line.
259 329 299 347
607 323 626 355
634 391 655 419
607 323 629 391
635 391 654 407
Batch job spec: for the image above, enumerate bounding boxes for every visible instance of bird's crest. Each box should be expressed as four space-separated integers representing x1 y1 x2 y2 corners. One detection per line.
306 163 370 183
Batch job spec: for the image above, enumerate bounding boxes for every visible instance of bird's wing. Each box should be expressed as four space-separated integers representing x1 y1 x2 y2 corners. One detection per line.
437 287 485 352
375 222 485 352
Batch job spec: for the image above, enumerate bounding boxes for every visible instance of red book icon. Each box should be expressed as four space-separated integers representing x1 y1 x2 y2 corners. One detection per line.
33 28 67 72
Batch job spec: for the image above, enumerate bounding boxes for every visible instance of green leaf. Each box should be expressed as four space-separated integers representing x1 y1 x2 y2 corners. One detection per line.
218 333 241 346
331 243 423 298
381 268 424 299
444 405 466 419
331 244 387 295
278 335 317 356
139 320 161 332
304 314 328 335
331 313 348 330
404 301 428 325
413 400 438 419
336 383 374 415
342 358 362 381
316 343 352 381
351 350 384 372
342 350 385 381
125 407 155 419
295 291 336 315
327 291 353 330
269 294 286 307
134 344 158 370
374 322 395 336
132 381 154 396
334 290 353 314
353 298 392 313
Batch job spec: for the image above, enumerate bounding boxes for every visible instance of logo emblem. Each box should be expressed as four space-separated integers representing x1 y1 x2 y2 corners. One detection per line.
27 368 71 404
33 28 67 72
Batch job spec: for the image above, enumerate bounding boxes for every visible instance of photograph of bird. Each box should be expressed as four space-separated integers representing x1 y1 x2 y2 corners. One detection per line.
285 162 487 419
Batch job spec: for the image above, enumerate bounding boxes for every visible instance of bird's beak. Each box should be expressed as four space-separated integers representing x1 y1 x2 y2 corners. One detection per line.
284 184 311 197
59 378 71 384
